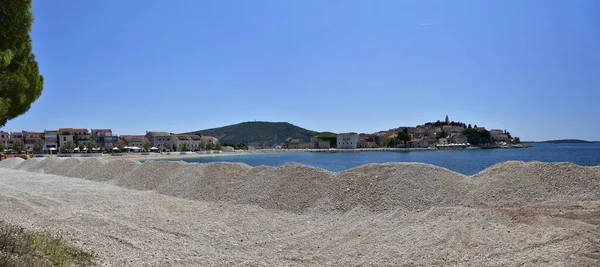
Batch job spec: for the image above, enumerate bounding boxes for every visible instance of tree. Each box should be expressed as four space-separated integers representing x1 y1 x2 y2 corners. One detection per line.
78 142 85 152
62 140 75 152
514 137 521 143
397 130 411 144
468 124 472 129
142 141 152 152
11 139 25 153
85 139 96 153
164 142 174 152
181 143 189 151
474 124 478 128
0 142 5 152
215 142 221 151
436 130 446 140
115 140 125 151
205 142 215 150
33 138 44 154
462 128 492 145
0 1 44 127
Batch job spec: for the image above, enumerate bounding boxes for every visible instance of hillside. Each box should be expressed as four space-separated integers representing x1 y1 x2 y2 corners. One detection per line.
183 122 320 147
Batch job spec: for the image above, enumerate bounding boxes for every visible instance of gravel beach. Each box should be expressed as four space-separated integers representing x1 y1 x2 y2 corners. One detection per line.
1 157 599 266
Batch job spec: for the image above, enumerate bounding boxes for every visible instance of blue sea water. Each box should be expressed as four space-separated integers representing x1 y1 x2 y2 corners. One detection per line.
150 143 600 175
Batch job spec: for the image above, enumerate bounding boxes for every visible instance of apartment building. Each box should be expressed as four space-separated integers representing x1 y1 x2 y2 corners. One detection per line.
44 130 58 149
119 135 149 148
145 131 173 151
172 134 203 151
92 129 115 149
58 128 90 148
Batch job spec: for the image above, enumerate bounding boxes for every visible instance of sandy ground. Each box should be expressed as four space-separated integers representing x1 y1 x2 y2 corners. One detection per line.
1 166 599 266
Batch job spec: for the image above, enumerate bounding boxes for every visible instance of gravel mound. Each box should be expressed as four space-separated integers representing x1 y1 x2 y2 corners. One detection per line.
331 162 470 212
0 157 25 169
86 159 142 182
8 157 599 215
469 161 600 204
116 161 190 191
65 158 108 178
27 157 62 173
157 162 252 201
45 158 84 176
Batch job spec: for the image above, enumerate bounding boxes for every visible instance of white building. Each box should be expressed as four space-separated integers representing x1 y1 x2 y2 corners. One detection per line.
337 133 358 149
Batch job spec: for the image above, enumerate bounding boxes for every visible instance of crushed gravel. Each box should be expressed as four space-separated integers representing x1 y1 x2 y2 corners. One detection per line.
0 168 598 266
7 158 600 215
85 158 142 182
468 161 600 205
0 157 25 169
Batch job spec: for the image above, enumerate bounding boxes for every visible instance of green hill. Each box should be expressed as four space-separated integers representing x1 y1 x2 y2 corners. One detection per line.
182 121 321 147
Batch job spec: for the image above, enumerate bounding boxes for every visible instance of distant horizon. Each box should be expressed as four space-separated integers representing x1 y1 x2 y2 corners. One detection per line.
2 0 599 141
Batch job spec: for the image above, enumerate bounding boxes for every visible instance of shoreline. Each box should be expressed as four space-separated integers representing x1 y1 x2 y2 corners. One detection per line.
14 145 530 161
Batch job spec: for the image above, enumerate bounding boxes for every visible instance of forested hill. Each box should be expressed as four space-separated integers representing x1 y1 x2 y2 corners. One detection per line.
182 122 320 146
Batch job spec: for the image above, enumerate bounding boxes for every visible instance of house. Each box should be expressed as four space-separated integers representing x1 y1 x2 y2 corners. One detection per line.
337 133 359 149
119 135 149 149
221 146 235 152
200 136 218 145
437 138 448 146
145 131 173 151
44 130 58 149
408 138 429 148
1 131 10 149
58 128 90 148
448 133 468 144
490 129 504 136
284 138 311 149
92 129 114 149
172 134 203 151
357 135 378 148
25 138 41 150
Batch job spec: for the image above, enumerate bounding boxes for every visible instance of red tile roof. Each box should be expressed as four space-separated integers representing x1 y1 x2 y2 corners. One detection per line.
59 128 89 132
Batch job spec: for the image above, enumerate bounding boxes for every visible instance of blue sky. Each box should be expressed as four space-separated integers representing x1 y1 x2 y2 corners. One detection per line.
2 0 599 141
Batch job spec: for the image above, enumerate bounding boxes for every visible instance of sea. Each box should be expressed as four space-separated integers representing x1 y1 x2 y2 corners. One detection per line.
151 143 600 175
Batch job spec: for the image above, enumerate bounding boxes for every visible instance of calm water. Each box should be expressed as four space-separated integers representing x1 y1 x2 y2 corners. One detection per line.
152 143 600 175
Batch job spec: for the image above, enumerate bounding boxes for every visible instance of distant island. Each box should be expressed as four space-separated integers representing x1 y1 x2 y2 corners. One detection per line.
526 139 597 144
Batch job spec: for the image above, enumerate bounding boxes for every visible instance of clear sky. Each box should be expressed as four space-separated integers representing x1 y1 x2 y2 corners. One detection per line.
2 0 599 141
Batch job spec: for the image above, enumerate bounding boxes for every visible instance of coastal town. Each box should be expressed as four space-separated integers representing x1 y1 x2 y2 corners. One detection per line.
0 116 523 155
284 115 524 150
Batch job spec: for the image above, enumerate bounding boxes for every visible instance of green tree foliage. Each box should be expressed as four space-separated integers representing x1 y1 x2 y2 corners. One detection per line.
396 129 411 144
11 139 25 153
0 0 44 127
164 142 174 152
85 140 96 152
62 141 75 152
33 139 44 154
462 128 492 145
181 143 189 151
205 142 215 150
436 130 446 140
142 141 152 151
215 142 221 150
0 142 6 152
115 140 125 151
316 133 337 148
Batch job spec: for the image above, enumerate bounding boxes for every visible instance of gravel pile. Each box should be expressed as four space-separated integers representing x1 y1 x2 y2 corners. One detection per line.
44 158 84 176
157 162 252 201
27 157 62 173
65 158 108 178
9 158 600 215
331 162 470 212
116 161 190 191
86 159 142 182
469 161 600 204
0 157 25 169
